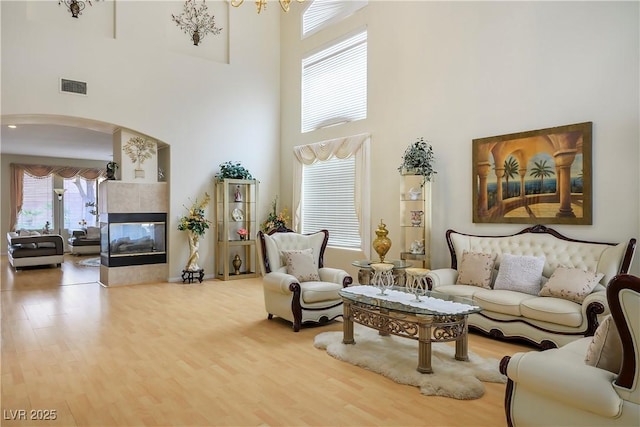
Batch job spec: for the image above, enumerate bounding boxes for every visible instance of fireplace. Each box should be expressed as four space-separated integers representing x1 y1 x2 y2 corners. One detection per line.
100 213 167 267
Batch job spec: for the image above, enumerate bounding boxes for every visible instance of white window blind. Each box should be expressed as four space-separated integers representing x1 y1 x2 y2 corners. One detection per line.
16 174 53 230
301 30 367 133
302 0 368 38
301 156 361 249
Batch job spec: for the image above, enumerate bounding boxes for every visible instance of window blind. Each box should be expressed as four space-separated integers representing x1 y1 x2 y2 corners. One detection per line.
302 0 368 38
301 30 367 133
16 174 53 230
301 156 361 249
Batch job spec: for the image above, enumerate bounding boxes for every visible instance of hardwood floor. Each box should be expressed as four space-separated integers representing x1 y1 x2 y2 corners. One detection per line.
1 255 535 426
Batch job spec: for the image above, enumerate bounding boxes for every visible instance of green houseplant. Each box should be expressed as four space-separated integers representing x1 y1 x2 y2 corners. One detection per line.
398 137 436 186
214 161 253 180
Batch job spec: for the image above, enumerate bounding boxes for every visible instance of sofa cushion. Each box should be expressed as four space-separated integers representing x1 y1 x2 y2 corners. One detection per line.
300 281 342 304
494 253 545 295
434 284 481 299
456 251 496 289
85 226 101 240
539 267 604 303
473 289 537 316
282 248 320 282
520 296 584 327
584 315 622 374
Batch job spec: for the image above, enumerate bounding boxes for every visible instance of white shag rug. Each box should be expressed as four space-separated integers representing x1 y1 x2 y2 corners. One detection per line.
314 325 506 400
77 257 100 267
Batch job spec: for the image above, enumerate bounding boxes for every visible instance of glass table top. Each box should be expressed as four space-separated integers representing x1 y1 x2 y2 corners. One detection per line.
339 285 481 316
351 259 412 269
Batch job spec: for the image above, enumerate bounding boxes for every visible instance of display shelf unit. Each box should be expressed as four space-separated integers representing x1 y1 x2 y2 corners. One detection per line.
399 174 431 269
215 179 259 280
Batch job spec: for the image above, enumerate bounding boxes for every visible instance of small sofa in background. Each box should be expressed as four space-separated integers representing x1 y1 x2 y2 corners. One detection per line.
68 227 101 255
426 225 636 348
7 231 64 269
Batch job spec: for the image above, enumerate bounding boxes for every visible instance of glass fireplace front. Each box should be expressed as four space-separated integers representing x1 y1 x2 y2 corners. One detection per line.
101 213 167 267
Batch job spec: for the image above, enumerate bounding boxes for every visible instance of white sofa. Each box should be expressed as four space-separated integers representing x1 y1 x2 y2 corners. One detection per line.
500 274 640 427
7 231 65 269
426 225 636 348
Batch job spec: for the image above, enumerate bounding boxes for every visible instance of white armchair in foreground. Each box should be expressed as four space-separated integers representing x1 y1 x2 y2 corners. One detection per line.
257 228 353 332
500 274 640 426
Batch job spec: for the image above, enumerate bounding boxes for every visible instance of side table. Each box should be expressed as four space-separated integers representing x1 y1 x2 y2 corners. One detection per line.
182 269 204 284
351 260 412 285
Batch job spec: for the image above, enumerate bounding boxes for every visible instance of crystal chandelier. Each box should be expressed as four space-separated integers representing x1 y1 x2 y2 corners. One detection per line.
172 0 223 46
58 0 100 18
231 0 304 14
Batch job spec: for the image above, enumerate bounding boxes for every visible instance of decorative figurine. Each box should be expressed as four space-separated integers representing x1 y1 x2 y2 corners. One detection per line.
234 185 242 202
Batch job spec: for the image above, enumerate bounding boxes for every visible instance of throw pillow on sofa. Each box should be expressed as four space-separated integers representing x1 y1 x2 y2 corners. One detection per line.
584 314 622 374
493 253 545 295
456 251 496 289
539 266 604 303
282 248 320 282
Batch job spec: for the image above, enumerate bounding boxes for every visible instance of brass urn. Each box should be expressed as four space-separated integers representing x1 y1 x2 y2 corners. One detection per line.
232 254 242 275
372 219 392 262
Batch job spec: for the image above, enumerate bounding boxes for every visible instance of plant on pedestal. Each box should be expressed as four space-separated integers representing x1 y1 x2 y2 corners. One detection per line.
178 193 211 272
398 137 436 187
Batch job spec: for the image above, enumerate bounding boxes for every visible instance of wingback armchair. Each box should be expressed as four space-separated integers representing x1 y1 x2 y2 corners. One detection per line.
500 274 640 426
257 228 353 332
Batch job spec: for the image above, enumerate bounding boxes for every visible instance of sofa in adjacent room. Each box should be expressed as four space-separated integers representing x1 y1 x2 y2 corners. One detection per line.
7 231 65 269
68 227 101 255
426 225 636 348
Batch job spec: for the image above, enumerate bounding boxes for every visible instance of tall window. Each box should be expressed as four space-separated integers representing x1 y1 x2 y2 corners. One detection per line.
16 174 53 230
301 29 367 133
302 0 368 38
64 177 99 228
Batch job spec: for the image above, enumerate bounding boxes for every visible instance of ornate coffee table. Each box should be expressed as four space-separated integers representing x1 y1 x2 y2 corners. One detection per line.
339 285 481 374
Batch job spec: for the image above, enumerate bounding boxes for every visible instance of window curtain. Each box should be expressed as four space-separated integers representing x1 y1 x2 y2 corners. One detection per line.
292 133 370 253
9 163 106 231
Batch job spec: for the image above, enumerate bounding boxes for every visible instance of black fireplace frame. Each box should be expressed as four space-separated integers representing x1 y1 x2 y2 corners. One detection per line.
100 212 167 267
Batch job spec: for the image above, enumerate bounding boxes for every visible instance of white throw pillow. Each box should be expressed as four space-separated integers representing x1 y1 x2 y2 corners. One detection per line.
456 251 496 289
585 315 622 374
493 253 545 295
282 248 320 282
539 267 604 303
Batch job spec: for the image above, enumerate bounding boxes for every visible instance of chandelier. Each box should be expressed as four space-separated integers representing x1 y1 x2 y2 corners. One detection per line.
172 0 223 46
231 0 304 14
58 0 99 18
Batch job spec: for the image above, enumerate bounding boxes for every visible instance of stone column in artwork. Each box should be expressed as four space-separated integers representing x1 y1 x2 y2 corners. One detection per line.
554 149 577 217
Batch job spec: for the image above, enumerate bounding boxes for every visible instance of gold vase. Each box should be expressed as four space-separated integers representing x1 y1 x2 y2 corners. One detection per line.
232 254 242 275
372 219 392 262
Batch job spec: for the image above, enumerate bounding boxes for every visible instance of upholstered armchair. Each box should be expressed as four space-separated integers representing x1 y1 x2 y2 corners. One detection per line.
257 228 353 332
500 274 640 426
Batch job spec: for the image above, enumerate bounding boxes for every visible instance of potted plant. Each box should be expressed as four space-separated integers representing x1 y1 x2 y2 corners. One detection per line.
106 161 119 180
215 161 253 181
398 137 436 186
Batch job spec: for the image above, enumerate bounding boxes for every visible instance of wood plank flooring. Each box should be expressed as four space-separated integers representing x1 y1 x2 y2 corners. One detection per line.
1 255 535 426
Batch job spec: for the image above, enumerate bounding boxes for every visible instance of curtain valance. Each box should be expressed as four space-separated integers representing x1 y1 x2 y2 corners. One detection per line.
12 163 106 180
293 133 369 165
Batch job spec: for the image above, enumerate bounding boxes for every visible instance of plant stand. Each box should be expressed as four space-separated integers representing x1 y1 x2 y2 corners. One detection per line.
182 269 204 284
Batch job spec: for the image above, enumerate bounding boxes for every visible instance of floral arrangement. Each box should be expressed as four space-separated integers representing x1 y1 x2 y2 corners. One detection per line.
398 137 436 186
78 219 87 227
178 193 212 236
237 228 249 239
42 221 51 234
261 196 290 232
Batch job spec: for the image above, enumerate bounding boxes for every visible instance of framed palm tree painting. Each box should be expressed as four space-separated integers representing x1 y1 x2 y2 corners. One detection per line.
472 122 592 224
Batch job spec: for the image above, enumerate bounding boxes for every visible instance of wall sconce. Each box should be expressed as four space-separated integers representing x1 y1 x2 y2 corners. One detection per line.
58 0 100 18
172 0 223 46
231 0 304 14
53 189 67 235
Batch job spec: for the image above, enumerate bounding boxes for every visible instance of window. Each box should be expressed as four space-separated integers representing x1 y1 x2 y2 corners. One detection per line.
301 29 367 132
16 174 53 230
302 0 368 38
64 177 99 228
301 156 360 248
293 134 370 251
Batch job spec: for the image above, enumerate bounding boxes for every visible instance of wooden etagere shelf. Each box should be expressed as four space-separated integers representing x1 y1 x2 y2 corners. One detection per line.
400 174 431 269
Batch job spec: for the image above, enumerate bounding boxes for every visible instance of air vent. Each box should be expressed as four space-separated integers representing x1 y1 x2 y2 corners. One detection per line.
60 78 87 95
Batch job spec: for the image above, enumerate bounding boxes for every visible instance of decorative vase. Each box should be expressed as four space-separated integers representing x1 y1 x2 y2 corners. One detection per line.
411 210 424 226
185 231 200 271
232 254 242 275
372 219 392 262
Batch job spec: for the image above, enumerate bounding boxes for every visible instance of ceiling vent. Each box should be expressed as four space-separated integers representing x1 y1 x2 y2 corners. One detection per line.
60 78 87 96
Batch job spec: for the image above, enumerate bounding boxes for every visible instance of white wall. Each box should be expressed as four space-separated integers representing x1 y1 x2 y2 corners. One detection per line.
281 1 640 278
1 1 282 279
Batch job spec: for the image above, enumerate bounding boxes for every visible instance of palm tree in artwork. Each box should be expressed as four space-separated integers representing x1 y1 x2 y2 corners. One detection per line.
529 160 555 194
503 157 519 198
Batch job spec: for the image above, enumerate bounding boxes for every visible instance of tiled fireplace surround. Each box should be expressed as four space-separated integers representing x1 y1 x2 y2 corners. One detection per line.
98 181 168 286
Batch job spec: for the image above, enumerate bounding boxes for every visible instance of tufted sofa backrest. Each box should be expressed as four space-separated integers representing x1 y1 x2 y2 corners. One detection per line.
260 230 329 274
447 227 635 287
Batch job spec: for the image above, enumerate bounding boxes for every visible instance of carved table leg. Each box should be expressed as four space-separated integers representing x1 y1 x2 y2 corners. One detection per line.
342 300 355 344
417 319 433 374
455 316 469 361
